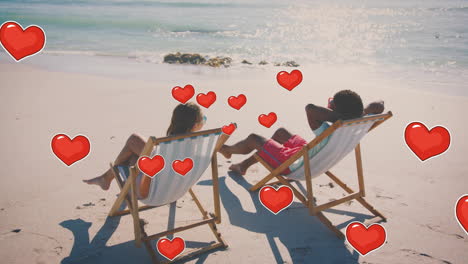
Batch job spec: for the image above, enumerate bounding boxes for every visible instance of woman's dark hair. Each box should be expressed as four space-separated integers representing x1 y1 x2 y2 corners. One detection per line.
166 103 203 136
333 90 364 120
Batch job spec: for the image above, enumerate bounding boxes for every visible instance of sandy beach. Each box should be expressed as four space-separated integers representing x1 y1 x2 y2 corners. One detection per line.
0 58 467 264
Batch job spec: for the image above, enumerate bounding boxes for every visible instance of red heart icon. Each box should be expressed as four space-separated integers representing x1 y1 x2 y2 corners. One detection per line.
51 134 90 166
196 91 216 108
404 122 451 161
0 21 46 61
222 123 236 135
228 94 247 110
346 222 386 256
259 185 293 214
456 194 468 234
172 85 195 104
172 158 194 176
276 70 303 91
156 237 185 261
258 112 277 128
137 155 165 178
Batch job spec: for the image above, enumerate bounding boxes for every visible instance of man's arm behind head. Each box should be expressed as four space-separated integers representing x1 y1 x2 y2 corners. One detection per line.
305 104 341 131
364 101 385 115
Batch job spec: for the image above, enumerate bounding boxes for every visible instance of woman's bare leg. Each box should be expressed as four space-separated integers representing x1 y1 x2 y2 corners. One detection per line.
84 133 146 190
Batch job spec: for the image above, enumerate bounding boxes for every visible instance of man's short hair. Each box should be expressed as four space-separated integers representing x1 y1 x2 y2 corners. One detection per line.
333 90 364 120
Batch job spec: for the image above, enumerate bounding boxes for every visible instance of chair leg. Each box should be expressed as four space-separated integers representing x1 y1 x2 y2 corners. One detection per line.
110 205 157 217
315 212 346 239
161 242 226 264
267 178 297 186
211 154 222 224
273 175 308 206
271 168 386 239
138 189 227 264
325 171 386 220
249 154 281 191
355 144 366 197
108 185 130 217
356 198 387 221
141 229 160 264
108 164 130 217
129 167 142 247
248 139 387 241
107 154 228 262
250 172 278 191
265 174 346 239
302 150 315 215
189 189 227 247
108 163 150 217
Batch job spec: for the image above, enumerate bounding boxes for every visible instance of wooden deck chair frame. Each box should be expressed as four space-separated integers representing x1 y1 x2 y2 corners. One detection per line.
107 128 230 263
249 112 393 239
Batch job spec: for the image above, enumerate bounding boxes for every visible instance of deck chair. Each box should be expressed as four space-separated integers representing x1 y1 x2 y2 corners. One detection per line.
249 112 393 239
108 128 230 263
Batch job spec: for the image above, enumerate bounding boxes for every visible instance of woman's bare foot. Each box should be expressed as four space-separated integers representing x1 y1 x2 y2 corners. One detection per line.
219 145 232 159
83 174 112 190
229 163 247 176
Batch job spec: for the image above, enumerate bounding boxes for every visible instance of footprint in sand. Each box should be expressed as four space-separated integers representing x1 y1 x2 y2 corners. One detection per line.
319 182 335 188
376 194 395 200
400 249 452 264
422 224 465 240
76 202 96 210
76 199 108 210
1 230 63 264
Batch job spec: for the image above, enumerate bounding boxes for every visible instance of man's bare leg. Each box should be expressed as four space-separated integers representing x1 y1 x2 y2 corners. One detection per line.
271 127 293 145
84 134 146 190
219 133 265 175
224 128 294 176
229 155 257 176
219 133 266 158
219 128 292 158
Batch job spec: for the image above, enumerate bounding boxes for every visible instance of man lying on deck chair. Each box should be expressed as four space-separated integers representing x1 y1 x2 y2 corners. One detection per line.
219 89 385 176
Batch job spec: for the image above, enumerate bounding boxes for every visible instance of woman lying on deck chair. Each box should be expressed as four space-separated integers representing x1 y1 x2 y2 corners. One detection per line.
84 102 206 199
219 89 385 176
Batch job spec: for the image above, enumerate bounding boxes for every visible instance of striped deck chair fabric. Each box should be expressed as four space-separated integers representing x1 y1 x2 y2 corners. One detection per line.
118 131 221 206
108 128 230 263
286 117 386 180
249 112 393 240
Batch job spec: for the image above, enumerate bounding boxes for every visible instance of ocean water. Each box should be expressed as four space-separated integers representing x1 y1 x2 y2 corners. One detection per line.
1 0 468 94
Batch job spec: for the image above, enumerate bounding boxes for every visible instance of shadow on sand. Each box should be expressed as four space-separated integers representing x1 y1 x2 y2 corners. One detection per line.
216 173 363 264
59 202 213 264
60 173 368 264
